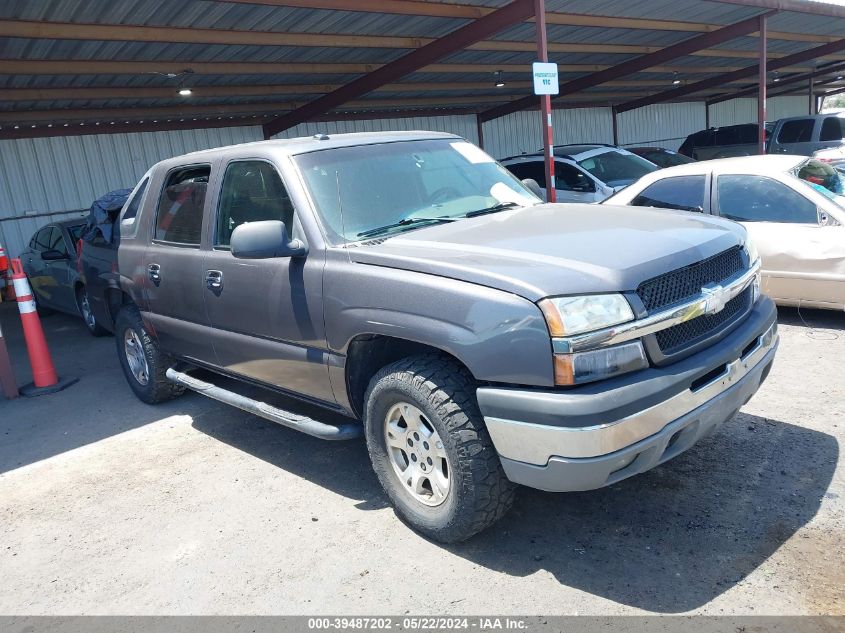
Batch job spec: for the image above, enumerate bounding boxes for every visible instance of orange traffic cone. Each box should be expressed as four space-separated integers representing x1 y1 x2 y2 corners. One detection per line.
9 258 77 396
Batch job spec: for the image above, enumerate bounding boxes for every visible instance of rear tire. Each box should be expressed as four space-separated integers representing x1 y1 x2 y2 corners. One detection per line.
364 354 516 543
114 304 184 404
76 285 108 337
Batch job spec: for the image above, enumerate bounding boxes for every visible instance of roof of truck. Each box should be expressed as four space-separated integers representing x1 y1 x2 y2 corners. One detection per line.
181 130 459 160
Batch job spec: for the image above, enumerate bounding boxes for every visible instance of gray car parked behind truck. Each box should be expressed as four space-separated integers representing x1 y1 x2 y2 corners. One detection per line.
113 131 778 542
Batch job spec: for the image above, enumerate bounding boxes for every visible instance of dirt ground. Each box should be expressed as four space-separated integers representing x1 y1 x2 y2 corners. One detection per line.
0 300 842 615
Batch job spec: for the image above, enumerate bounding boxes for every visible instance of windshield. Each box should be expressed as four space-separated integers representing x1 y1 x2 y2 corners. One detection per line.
793 158 845 211
295 139 539 243
576 150 658 188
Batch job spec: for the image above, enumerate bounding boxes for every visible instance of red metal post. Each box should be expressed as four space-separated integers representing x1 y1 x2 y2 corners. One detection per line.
534 0 555 202
757 14 767 154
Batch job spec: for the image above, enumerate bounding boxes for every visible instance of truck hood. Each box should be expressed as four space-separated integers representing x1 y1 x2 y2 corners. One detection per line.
347 203 745 301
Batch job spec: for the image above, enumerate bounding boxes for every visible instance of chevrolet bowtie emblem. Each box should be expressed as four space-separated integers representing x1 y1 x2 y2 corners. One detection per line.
701 283 730 315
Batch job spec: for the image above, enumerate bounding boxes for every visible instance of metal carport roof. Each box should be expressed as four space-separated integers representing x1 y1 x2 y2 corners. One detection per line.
0 0 844 139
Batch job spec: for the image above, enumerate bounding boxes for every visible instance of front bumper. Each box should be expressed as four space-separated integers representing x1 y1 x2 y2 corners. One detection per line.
477 297 778 492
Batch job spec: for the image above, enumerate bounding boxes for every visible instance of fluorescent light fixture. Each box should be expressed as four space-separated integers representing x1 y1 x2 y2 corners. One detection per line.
179 88 193 96
494 70 505 88
672 72 681 85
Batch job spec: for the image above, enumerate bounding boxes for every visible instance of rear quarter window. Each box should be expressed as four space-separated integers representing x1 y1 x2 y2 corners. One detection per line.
631 175 706 212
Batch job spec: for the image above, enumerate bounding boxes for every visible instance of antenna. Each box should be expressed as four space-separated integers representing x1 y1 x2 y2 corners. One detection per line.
336 170 351 263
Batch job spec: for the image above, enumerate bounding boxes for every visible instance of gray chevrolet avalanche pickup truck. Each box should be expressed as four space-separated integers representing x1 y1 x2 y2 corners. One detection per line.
114 131 778 542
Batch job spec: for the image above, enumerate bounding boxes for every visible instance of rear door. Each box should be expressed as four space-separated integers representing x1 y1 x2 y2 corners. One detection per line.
770 118 816 155
23 227 56 306
554 161 600 202
817 116 845 152
712 173 834 304
141 163 216 364
201 158 335 402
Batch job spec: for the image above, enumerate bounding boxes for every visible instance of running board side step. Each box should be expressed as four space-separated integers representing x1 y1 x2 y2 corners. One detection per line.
165 368 362 441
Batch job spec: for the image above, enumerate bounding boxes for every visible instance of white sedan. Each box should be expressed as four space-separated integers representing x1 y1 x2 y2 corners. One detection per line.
604 155 845 311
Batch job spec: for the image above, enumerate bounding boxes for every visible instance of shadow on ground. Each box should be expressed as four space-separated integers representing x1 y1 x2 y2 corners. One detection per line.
777 305 844 331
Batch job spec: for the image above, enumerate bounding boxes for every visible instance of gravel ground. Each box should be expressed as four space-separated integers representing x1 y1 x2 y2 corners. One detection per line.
0 301 842 615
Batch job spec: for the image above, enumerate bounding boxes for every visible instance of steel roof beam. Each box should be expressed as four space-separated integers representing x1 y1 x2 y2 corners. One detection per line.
262 0 535 137
616 36 845 113
222 0 842 43
0 59 819 76
706 60 845 104
1 20 838 60
479 11 774 122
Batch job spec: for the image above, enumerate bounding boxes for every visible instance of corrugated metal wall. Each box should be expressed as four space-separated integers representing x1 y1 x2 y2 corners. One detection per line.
708 95 810 127
481 107 614 159
616 102 706 151
0 126 263 257
270 114 479 144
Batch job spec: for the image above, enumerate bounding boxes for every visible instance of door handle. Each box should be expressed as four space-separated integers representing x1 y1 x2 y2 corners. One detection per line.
147 263 161 284
205 269 223 291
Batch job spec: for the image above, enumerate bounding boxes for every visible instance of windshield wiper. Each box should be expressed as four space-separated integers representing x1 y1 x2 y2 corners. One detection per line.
464 201 521 218
356 216 456 239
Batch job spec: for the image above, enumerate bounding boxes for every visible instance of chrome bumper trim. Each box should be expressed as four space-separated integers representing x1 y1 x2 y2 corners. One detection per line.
553 260 761 354
486 320 777 465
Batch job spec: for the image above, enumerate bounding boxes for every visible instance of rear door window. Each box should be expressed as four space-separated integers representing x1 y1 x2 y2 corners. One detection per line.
631 176 706 212
47 227 68 255
819 117 845 142
554 162 594 192
154 165 211 245
714 127 740 146
776 119 814 144
32 227 52 252
506 160 546 188
716 174 818 223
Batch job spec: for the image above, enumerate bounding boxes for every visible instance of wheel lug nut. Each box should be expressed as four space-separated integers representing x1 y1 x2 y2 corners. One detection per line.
423 441 430 450
407 438 413 446
427 457 433 465
414 432 420 441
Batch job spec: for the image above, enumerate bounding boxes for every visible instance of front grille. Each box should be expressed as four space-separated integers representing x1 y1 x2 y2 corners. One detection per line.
656 287 752 355
637 246 744 312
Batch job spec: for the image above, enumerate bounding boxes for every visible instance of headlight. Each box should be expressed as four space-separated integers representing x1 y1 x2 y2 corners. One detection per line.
538 293 634 337
743 237 759 265
743 238 761 302
554 341 648 386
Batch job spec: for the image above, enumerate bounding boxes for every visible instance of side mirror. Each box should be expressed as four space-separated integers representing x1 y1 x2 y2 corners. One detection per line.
231 220 307 259
818 209 839 227
40 249 68 261
521 178 543 199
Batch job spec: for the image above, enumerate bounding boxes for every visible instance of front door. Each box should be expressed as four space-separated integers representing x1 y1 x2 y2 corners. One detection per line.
713 173 842 305
142 163 216 364
201 159 335 404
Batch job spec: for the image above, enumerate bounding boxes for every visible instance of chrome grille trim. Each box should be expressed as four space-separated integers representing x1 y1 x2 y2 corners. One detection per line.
552 259 761 354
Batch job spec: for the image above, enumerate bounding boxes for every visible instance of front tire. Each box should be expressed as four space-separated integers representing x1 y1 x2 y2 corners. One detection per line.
114 304 184 404
76 285 107 337
364 355 516 543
